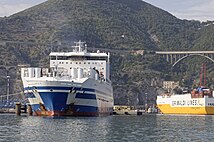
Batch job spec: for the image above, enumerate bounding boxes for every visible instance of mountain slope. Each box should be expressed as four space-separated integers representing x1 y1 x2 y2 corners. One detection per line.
0 0 203 50
0 0 213 105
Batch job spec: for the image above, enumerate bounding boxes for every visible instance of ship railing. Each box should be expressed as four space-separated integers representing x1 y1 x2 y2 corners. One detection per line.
159 93 172 98
191 89 213 98
161 93 171 96
21 67 64 79
21 67 108 82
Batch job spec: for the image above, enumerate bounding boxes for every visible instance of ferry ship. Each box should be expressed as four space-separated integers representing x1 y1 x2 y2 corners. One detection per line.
21 41 114 116
156 87 214 115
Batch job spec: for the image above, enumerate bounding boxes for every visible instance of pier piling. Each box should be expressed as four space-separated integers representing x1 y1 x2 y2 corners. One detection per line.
27 104 33 116
15 102 21 116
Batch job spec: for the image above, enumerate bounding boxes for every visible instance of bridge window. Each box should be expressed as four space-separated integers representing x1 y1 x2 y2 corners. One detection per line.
85 56 107 61
68 56 84 61
50 56 108 61
68 56 107 61
57 56 67 60
50 56 56 60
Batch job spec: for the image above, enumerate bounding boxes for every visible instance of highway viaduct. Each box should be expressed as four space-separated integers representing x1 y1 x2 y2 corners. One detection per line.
156 51 214 67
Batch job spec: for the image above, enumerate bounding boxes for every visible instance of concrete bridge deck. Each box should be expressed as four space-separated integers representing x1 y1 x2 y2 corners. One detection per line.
156 51 214 66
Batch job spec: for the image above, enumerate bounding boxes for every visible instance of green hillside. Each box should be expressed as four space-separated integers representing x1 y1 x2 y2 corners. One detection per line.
0 0 214 105
0 0 204 50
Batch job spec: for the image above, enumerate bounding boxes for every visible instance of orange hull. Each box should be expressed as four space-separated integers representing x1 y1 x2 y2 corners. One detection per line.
33 110 111 117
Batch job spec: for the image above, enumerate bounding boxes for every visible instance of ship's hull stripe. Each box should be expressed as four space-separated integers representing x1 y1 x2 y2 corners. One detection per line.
76 93 96 100
24 86 111 96
24 86 95 92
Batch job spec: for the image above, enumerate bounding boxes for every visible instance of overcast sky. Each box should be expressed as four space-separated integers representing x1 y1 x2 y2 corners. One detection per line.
144 0 214 21
0 0 213 21
0 0 46 17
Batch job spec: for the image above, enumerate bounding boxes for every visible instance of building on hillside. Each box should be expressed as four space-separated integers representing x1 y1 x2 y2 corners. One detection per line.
162 81 179 90
132 50 144 55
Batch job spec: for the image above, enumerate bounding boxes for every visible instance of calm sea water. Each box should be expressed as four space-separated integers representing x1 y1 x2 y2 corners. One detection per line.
0 114 214 142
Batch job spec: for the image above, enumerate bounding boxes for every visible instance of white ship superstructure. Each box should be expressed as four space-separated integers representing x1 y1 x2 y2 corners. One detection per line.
21 41 113 116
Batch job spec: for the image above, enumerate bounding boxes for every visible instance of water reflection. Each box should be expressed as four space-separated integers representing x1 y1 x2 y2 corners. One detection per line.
19 116 112 142
0 114 22 142
0 114 214 142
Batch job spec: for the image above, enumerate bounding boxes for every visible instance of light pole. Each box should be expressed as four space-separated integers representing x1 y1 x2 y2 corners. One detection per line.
6 75 10 102
0 66 15 103
145 93 148 112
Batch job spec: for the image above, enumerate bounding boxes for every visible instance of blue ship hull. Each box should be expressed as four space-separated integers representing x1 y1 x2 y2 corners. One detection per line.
25 86 113 116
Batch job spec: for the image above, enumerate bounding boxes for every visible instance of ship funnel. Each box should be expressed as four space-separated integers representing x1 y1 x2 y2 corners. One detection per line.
21 68 28 78
71 68 77 79
28 68 34 78
78 68 83 79
34 68 41 78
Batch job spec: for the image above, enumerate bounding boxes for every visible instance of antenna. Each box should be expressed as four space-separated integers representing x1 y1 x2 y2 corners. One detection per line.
72 40 86 52
204 64 206 86
200 63 207 87
200 64 203 87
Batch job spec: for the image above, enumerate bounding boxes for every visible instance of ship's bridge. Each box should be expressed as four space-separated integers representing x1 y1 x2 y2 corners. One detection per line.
49 52 109 61
49 41 110 82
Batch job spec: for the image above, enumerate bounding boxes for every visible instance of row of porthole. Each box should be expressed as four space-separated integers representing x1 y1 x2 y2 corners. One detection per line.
53 62 104 65
208 103 214 106
68 67 105 70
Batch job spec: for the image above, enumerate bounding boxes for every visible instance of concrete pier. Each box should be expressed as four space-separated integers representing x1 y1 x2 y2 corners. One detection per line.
113 105 158 115
113 109 145 115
